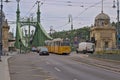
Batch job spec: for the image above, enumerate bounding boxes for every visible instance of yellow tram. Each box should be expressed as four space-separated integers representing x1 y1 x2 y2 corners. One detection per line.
45 38 71 55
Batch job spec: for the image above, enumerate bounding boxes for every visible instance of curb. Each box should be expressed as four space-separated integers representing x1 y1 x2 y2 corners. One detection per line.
4 56 11 80
0 56 11 80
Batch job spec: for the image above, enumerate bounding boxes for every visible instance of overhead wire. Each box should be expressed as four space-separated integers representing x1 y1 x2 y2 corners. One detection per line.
23 1 37 18
56 22 70 28
6 0 111 30
76 0 109 19
51 0 103 30
58 0 110 30
74 1 103 20
16 0 110 20
23 0 46 18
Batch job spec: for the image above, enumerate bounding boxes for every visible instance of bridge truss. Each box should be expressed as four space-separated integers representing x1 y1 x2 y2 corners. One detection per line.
14 1 52 51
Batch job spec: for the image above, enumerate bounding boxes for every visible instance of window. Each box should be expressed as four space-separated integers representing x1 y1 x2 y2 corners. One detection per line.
105 42 108 48
61 40 70 46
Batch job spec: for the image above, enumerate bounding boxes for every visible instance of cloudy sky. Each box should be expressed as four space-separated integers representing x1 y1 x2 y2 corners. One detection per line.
3 0 117 34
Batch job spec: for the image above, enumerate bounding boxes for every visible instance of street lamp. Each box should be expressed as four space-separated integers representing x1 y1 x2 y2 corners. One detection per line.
16 0 20 3
68 14 74 50
68 14 73 30
16 0 21 53
25 29 27 43
19 39 21 53
24 29 27 52
0 0 3 62
50 26 53 37
113 0 120 48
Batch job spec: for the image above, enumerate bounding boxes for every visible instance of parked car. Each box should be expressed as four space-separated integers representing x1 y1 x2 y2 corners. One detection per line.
38 47 49 55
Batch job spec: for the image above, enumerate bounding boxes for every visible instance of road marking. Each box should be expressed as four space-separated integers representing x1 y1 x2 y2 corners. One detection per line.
46 61 50 64
54 67 61 72
73 79 78 80
45 77 56 80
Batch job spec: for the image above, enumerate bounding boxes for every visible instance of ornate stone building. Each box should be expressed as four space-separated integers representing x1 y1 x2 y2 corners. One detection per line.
2 19 10 51
90 11 116 52
0 11 10 52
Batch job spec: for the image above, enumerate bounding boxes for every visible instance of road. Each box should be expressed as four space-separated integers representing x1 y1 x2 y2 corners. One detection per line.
8 52 120 80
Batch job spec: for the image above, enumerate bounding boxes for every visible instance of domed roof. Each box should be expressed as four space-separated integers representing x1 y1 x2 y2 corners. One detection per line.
95 12 110 20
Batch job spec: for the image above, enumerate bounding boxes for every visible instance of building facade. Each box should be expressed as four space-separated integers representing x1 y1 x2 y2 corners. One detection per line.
0 11 10 52
2 19 10 52
90 12 116 52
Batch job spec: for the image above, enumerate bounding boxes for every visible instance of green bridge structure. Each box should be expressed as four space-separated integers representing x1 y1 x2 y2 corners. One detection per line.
14 1 52 51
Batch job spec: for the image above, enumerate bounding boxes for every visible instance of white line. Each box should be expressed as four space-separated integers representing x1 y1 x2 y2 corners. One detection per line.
73 79 78 80
54 67 61 72
46 62 50 64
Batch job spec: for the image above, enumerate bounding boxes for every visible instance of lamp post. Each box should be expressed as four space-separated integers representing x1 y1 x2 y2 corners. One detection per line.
50 26 53 37
113 0 120 48
25 29 27 52
68 14 73 30
25 29 27 44
18 39 21 53
0 0 3 62
68 14 74 50
16 0 21 53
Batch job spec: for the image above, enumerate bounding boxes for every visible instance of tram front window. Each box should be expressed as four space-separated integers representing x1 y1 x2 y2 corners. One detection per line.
61 41 70 46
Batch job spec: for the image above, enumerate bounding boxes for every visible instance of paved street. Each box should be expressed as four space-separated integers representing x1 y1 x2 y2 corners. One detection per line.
8 52 120 80
0 0 120 80
0 52 18 80
0 56 10 80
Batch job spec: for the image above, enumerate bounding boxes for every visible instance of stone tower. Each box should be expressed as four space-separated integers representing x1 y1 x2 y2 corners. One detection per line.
90 12 116 52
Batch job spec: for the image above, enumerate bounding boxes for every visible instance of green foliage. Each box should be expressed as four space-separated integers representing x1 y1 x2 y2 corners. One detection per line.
51 22 117 41
51 26 90 42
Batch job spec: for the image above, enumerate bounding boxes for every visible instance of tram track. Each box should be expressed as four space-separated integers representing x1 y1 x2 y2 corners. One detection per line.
70 56 120 73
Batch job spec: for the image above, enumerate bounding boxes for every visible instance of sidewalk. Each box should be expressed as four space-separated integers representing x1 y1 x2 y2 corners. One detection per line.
0 52 18 80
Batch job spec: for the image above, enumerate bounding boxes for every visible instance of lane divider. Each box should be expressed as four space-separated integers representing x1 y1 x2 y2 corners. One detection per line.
54 67 61 72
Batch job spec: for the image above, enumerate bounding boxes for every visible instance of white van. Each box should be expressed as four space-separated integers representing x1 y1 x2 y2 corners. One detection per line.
76 42 95 54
